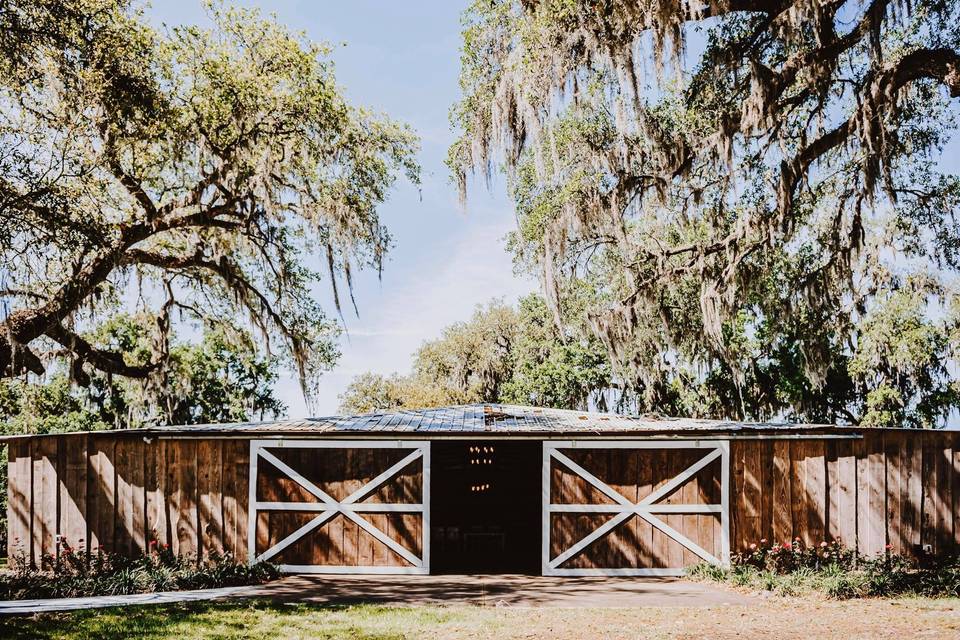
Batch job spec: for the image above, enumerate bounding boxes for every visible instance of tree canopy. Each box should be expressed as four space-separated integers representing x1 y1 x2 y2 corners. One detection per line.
0 317 284 434
0 0 419 406
450 0 960 426
339 295 610 413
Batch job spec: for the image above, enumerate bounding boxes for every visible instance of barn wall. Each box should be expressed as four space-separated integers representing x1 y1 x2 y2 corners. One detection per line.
7 429 960 570
729 430 960 558
5 435 249 567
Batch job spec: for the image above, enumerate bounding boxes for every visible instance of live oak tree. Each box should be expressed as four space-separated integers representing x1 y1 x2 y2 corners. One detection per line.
450 0 960 425
0 0 419 404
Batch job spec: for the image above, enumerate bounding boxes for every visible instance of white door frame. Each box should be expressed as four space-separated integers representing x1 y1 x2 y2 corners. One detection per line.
542 440 730 577
248 439 430 574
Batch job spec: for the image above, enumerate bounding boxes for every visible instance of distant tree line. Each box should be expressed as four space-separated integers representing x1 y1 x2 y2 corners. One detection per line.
339 295 610 413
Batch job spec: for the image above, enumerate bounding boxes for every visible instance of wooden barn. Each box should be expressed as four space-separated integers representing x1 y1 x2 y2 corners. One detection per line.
4 404 960 576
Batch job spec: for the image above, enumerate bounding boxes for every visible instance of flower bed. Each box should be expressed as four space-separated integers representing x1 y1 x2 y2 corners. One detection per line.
689 538 960 599
0 540 278 600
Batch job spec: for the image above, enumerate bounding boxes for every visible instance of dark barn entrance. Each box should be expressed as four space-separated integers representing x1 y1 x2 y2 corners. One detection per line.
431 441 541 573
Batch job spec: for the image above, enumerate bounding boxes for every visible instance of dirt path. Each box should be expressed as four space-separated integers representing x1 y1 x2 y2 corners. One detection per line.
465 599 960 639
244 574 757 608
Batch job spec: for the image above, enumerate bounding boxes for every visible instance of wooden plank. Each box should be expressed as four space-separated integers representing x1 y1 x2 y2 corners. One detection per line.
902 433 922 557
855 436 869 554
790 441 806 545
114 438 133 557
198 440 224 559
32 436 58 565
234 442 250 562
58 435 87 560
953 436 960 552
826 440 839 541
221 439 249 560
920 432 937 554
6 440 32 565
731 441 746 552
95 436 117 551
868 435 886 555
836 439 857 548
772 441 792 545
178 440 198 558
165 440 182 556
884 433 902 554
145 439 168 549
742 441 762 550
936 438 953 554
759 440 774 545
130 439 146 555
89 437 105 556
221 440 238 558
806 440 826 547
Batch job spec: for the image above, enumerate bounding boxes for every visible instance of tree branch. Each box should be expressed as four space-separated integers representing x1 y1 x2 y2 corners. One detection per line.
45 323 158 378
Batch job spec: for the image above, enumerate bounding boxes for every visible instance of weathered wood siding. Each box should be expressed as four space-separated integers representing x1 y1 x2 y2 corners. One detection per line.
5 435 249 567
6 429 960 570
729 430 960 557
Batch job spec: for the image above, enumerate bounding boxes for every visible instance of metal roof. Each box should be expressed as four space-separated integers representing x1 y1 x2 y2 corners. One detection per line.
133 403 845 437
0 404 863 442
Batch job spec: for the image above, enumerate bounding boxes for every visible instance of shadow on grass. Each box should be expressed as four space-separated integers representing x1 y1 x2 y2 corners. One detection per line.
0 600 456 640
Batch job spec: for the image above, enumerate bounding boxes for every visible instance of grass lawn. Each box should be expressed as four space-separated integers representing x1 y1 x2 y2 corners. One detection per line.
1 598 959 639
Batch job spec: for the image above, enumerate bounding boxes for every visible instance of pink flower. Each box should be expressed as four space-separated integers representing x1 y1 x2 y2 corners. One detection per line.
820 541 828 547
760 538 767 544
749 543 757 550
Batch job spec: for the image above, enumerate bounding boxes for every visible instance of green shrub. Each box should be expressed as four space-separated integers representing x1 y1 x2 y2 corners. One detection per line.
689 538 960 599
0 543 278 600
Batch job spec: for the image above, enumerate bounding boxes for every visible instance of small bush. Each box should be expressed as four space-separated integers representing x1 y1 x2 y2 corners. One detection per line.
0 541 278 600
689 538 960 599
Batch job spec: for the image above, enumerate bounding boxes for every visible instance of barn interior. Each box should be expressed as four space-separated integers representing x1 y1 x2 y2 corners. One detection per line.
430 440 541 573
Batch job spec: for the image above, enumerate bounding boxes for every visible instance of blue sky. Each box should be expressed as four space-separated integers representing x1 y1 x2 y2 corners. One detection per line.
144 1 536 416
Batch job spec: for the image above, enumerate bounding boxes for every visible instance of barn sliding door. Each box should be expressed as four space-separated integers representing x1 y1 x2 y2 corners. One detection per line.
248 440 429 574
543 440 729 576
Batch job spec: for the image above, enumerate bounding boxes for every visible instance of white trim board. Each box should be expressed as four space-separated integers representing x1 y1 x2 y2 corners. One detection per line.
542 440 730 577
247 439 430 575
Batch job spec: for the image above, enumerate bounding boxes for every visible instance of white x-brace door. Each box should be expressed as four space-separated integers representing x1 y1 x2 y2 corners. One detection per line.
542 440 730 576
248 439 430 574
